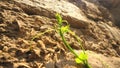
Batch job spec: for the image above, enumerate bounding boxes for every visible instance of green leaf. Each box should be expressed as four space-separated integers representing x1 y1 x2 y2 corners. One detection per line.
79 51 88 61
55 13 62 25
61 25 69 34
75 58 83 64
75 51 88 64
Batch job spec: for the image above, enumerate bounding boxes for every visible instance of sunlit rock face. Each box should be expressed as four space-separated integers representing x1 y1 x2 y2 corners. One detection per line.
14 0 120 44
15 0 112 28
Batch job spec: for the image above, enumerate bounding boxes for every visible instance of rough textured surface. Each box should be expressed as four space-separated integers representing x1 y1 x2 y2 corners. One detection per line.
0 0 120 68
99 0 120 27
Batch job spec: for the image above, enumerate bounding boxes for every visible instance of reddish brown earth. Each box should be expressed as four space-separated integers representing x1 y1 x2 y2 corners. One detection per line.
0 0 120 68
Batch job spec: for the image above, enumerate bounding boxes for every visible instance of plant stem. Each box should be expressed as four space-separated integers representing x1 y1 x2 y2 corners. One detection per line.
59 28 91 68
68 30 85 53
59 28 82 60
56 13 91 68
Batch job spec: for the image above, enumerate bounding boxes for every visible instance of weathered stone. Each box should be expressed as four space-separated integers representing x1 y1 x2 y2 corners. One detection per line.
0 0 120 68
99 0 120 27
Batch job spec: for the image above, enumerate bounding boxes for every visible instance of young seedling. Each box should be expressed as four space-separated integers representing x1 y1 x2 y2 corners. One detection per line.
55 13 91 68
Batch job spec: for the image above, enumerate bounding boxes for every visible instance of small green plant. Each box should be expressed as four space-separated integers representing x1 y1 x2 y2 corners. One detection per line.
55 13 91 68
